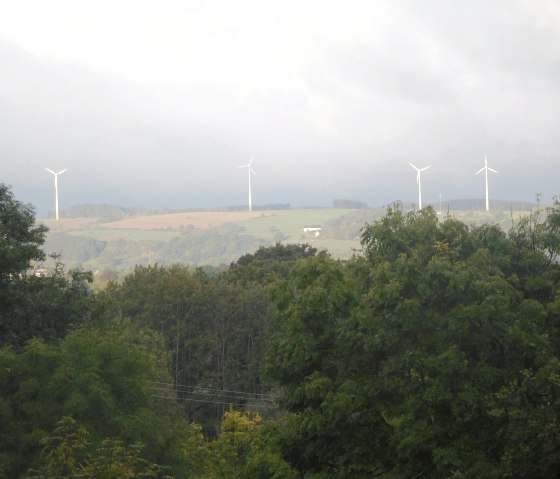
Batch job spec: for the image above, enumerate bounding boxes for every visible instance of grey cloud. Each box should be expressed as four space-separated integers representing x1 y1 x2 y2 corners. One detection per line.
2 1 560 216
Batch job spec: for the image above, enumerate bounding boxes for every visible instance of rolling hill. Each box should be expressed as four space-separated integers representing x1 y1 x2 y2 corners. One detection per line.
39 200 539 274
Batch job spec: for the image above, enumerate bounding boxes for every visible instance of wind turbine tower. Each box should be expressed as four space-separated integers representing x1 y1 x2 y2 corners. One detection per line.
475 156 497 212
238 156 257 212
45 168 68 220
409 163 431 210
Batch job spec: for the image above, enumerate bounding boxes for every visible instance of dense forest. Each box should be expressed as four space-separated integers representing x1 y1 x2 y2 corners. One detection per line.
1 182 560 478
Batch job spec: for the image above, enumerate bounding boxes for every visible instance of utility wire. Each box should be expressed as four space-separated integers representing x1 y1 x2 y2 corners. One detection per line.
152 394 276 410
148 381 280 409
149 380 280 397
148 385 276 404
148 381 279 400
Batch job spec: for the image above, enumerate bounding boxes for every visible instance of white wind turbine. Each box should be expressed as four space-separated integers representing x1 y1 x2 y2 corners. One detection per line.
475 155 497 212
238 156 257 212
45 168 68 220
409 163 431 210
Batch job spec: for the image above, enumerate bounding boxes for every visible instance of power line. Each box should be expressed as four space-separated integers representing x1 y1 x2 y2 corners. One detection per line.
148 381 279 400
148 385 276 404
152 394 276 410
149 380 280 397
147 381 281 410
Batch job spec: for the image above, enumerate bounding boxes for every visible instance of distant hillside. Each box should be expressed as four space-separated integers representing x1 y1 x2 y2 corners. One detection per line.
53 203 292 222
430 199 536 212
321 200 539 241
41 202 546 273
54 204 174 222
332 199 368 209
41 208 356 271
53 199 537 222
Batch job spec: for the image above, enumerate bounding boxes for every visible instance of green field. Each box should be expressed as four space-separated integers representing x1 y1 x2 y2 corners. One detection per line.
234 209 355 239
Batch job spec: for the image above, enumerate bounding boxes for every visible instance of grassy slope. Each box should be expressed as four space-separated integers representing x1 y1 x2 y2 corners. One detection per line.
236 209 354 237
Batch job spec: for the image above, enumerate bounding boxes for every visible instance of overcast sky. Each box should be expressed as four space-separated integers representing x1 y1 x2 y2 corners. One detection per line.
2 0 560 216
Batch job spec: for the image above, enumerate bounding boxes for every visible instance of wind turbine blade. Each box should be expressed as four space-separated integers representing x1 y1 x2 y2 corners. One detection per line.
45 168 56 175
238 164 248 168
475 167 485 175
58 169 68 175
409 163 419 171
250 168 257 176
416 172 420 183
420 166 431 172
249 154 254 165
488 167 498 174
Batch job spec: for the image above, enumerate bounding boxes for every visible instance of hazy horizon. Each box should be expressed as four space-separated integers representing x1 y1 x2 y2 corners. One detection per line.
2 1 559 216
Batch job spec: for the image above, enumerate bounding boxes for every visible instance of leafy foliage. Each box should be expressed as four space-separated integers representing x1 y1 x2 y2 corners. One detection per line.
27 416 171 478
4 184 560 477
0 185 97 347
102 263 272 433
101 244 317 433
192 408 297 479
266 202 560 478
234 242 317 266
229 242 318 285
1 257 96 347
0 184 47 280
0 327 190 478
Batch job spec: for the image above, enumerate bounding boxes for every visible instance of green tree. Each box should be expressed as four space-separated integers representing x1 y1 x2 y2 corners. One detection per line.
266 254 392 477
0 184 47 280
102 263 277 434
0 185 96 347
27 416 171 478
4 257 96 347
0 184 48 345
195 408 297 479
229 242 318 285
266 203 560 478
0 326 191 478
